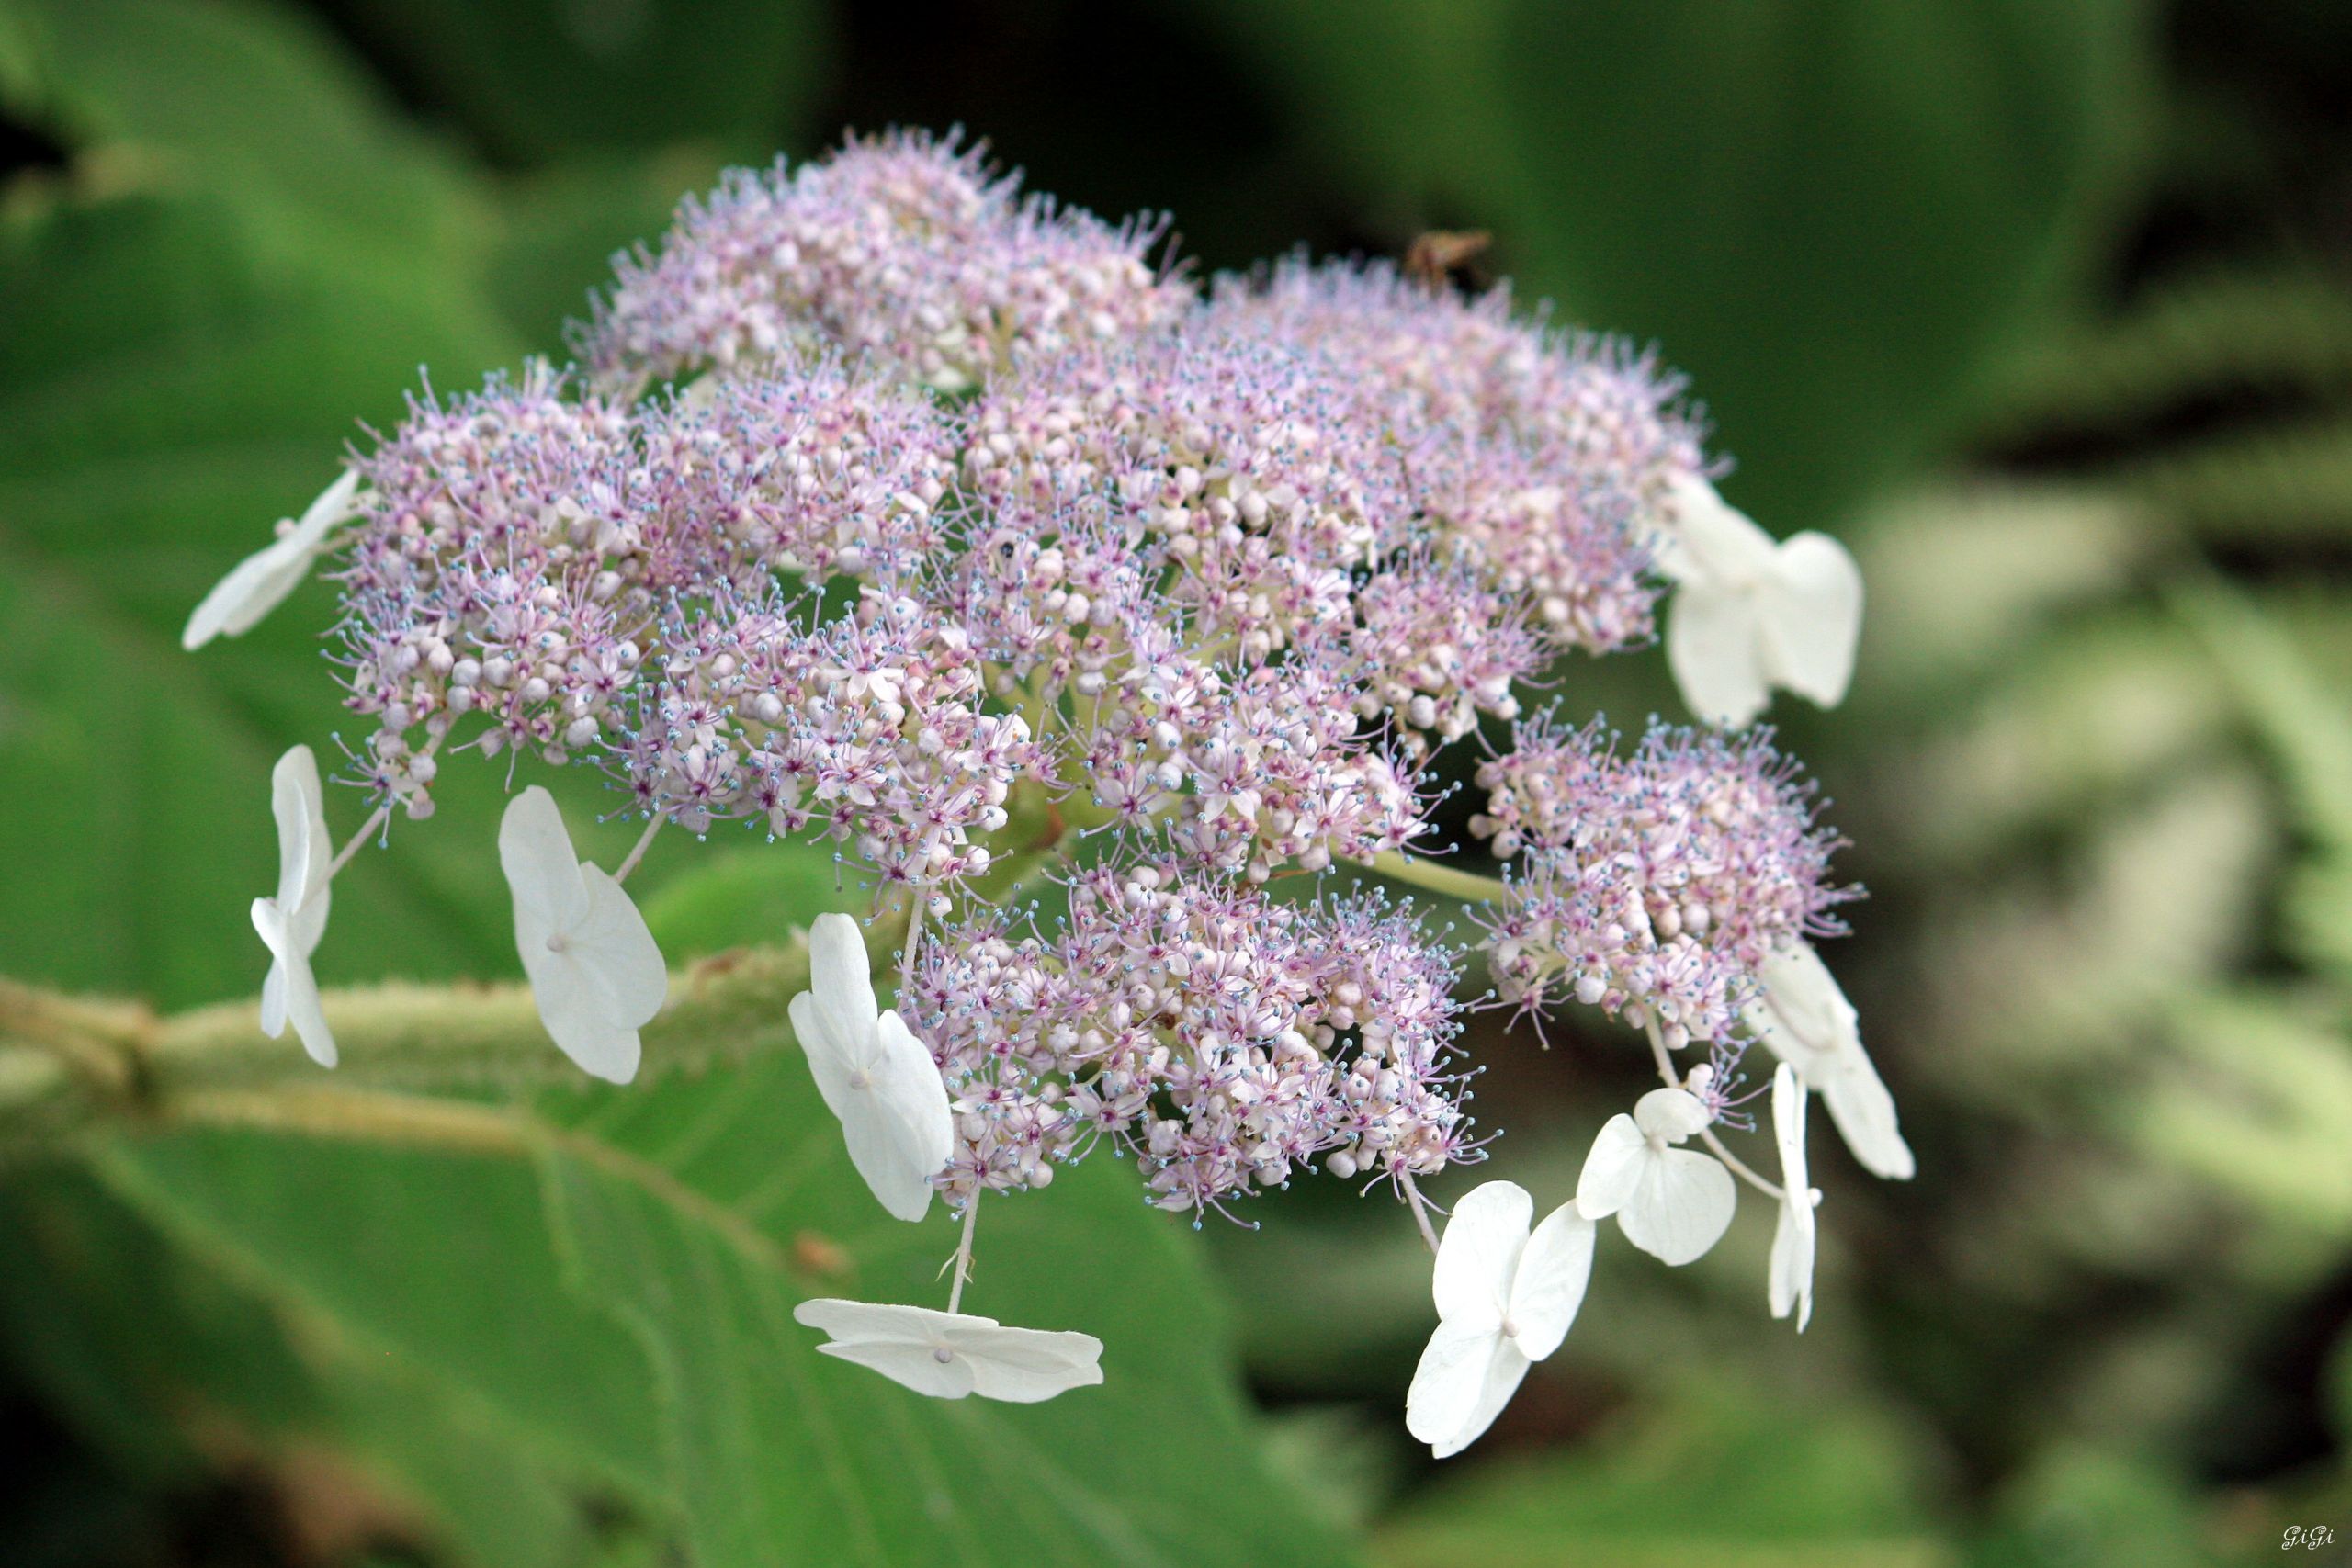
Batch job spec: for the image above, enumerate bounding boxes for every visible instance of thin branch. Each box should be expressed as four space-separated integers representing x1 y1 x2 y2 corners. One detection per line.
1370 849 1509 906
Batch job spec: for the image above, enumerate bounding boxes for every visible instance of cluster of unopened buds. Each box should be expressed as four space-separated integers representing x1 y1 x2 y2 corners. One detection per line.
187 130 1907 1450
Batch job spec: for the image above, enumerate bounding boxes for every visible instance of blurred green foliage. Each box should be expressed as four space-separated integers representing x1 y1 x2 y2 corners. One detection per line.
2 0 2349 1565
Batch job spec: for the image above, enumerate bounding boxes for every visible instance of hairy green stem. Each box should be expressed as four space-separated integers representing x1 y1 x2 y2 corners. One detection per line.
0 831 1076 1158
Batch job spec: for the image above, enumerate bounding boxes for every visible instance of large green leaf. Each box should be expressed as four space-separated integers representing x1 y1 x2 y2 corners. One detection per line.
308 0 833 164
0 1164 609 1568
0 192 543 1009
1199 0 2152 529
3 0 488 289
1371 1377 1943 1568
95 1037 1362 1566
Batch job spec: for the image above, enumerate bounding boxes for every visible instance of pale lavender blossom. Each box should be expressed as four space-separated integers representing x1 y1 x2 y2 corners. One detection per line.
188 128 1893 1420
903 863 1477 1220
581 130 1190 393
1474 715 1852 1050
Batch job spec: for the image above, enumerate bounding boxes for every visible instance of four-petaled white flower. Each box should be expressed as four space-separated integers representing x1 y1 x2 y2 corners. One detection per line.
1406 1180 1595 1459
1743 941 1915 1180
183 470 365 650
1770 1063 1819 1330
789 911 956 1221
1657 474 1863 729
498 787 668 1085
250 744 337 1067
1577 1086 1737 1266
794 1298 1103 1403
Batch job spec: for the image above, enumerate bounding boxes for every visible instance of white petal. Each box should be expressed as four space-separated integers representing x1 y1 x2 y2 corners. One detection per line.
1506 1201 1596 1361
872 1010 955 1177
1770 1189 1818 1331
251 897 335 1067
526 954 643 1083
1657 475 1778 585
788 991 859 1115
1618 1147 1736 1266
796 1014 948 1222
180 473 360 650
803 911 880 1070
1430 1180 1531 1328
1758 531 1863 708
1747 943 1915 1180
792 1300 1101 1404
290 468 364 545
790 923 948 1222
1406 1319 1502 1447
182 538 312 649
815 1336 977 1399
951 1321 1105 1404
501 789 657 1084
1770 1065 1817 1328
1632 1086 1710 1143
1771 1064 1809 1195
793 1297 957 1343
1667 581 1771 728
259 959 289 1039
1575 1113 1648 1220
1430 1339 1532 1460
499 788 587 933
269 746 322 911
571 863 669 1028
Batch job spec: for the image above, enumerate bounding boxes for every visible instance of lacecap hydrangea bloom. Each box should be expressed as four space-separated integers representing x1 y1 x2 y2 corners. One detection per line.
187 129 1900 1443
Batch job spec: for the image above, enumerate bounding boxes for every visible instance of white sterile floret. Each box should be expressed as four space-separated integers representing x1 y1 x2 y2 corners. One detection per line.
1406 1180 1595 1459
183 469 365 650
794 1298 1103 1403
498 787 669 1085
1769 1064 1818 1330
1657 474 1862 729
250 744 337 1066
788 912 956 1221
1743 941 1915 1180
1576 1086 1737 1266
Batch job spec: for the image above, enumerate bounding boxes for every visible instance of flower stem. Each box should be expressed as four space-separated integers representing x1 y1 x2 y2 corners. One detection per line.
947 1195 978 1314
322 804 391 883
612 816 663 884
1397 1170 1442 1255
0 942 819 1153
1370 850 1509 906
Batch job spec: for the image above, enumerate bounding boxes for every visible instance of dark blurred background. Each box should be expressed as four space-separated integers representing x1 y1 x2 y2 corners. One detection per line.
4 1 2352 1563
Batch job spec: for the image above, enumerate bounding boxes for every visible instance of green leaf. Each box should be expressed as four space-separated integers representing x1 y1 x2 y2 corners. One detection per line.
487 148 730 356
311 0 834 164
0 194 537 1008
1372 1376 1942 1568
2132 989 2352 1254
4 0 488 289
96 1122 674 1496
0 1163 611 1568
1968 1447 2204 1568
96 1046 1363 1566
2172 581 2352 852
1981 267 2352 445
1200 0 2152 527
639 844 862 963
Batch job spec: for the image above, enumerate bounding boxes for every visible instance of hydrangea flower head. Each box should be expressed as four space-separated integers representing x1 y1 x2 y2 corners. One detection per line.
186 127 1896 1437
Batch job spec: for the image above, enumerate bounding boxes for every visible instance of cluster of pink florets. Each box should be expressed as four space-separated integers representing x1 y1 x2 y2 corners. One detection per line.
337 358 957 789
581 130 1188 393
905 863 1472 1218
1473 715 1852 1051
301 130 1852 1220
616 590 1042 898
